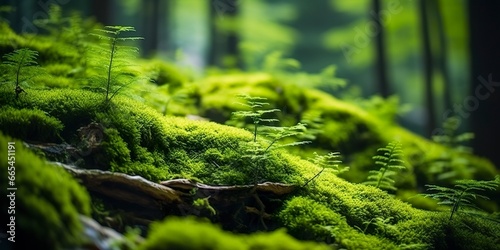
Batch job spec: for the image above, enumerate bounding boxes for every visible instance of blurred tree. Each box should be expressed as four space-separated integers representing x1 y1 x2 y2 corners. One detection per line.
373 0 389 98
419 0 436 137
208 0 242 69
141 0 168 57
91 0 112 25
429 0 452 113
469 0 500 169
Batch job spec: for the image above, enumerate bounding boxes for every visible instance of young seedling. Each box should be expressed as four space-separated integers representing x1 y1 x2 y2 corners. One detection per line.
1 48 41 98
89 26 143 105
232 94 310 183
232 94 280 142
422 176 500 220
363 141 405 191
302 152 347 187
429 116 475 180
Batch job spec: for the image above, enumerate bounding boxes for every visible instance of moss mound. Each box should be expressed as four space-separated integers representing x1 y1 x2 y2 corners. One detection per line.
0 133 91 249
196 72 498 209
0 87 498 249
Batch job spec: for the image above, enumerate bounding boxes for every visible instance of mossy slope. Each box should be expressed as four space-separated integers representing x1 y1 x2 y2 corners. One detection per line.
197 73 498 205
0 88 498 249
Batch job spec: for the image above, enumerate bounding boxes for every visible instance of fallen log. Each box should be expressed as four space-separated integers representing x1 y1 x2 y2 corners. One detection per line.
51 162 297 232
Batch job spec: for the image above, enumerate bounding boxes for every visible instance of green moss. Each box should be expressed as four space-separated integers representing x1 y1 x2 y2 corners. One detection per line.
0 81 497 249
0 107 63 141
0 133 91 249
447 216 500 250
197 72 498 209
279 197 399 249
139 217 330 250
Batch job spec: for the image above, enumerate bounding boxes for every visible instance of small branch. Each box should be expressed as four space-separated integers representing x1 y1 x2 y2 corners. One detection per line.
52 162 185 207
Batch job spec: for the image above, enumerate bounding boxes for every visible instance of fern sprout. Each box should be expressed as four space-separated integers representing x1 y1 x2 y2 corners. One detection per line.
432 116 474 152
429 116 475 181
1 48 41 98
232 94 280 142
302 152 347 187
423 176 500 220
89 26 144 105
233 94 310 184
363 141 405 191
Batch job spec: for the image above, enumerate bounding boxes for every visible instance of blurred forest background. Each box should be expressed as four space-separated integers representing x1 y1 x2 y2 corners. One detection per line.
2 0 500 169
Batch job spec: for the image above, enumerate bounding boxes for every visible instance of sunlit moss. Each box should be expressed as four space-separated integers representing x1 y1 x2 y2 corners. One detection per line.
0 107 64 142
0 86 498 249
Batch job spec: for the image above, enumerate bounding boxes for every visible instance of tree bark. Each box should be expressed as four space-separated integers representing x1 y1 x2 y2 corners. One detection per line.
373 0 389 98
430 0 452 114
208 0 242 68
141 0 164 57
419 0 436 137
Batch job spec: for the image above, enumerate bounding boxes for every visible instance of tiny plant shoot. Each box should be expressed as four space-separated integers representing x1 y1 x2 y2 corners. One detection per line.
232 94 280 142
302 151 347 187
89 26 143 105
364 141 405 191
232 94 310 184
423 176 500 220
1 48 40 98
429 116 475 180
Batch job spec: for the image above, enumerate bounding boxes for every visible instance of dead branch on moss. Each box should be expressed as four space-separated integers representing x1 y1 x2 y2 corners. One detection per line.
53 162 185 207
52 162 296 230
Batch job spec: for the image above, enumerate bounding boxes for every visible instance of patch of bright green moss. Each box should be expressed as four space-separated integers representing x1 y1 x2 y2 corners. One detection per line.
0 87 498 249
0 107 64 142
197 72 498 209
139 216 330 250
0 132 91 249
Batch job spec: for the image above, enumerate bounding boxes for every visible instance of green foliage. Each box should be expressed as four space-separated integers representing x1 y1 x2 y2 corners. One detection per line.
310 152 347 175
303 152 347 187
0 133 91 249
446 215 500 250
432 116 474 152
139 216 329 250
422 176 500 220
354 95 412 124
33 4 66 38
1 48 42 98
193 197 216 216
429 116 476 181
279 196 398 249
0 107 64 141
364 141 406 191
233 94 309 183
232 94 281 142
89 25 144 104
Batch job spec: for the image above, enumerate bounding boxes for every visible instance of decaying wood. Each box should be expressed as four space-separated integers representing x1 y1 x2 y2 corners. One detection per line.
160 178 296 195
52 162 297 231
52 162 185 207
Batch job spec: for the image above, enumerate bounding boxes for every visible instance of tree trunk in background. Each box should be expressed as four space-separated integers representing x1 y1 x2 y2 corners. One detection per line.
469 0 500 169
373 0 389 98
430 0 452 115
208 0 219 66
208 0 241 69
419 0 436 137
91 0 112 25
141 0 164 57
